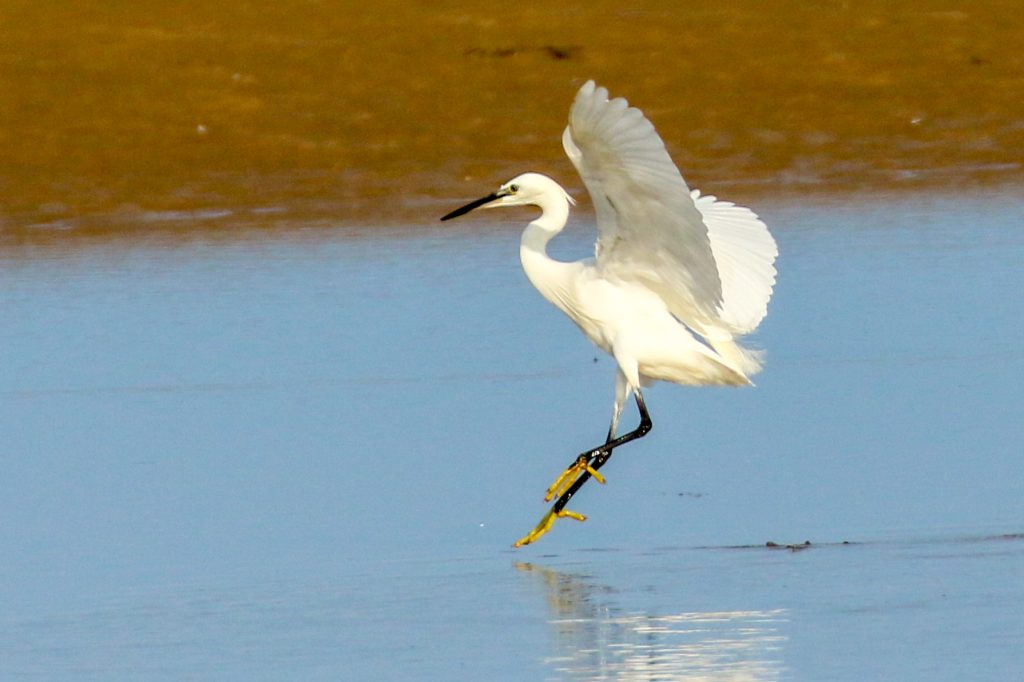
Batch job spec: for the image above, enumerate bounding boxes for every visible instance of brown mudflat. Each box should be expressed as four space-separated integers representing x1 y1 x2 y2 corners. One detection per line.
2 2 1022 242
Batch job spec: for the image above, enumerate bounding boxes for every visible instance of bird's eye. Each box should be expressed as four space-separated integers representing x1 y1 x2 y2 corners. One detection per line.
509 183 519 193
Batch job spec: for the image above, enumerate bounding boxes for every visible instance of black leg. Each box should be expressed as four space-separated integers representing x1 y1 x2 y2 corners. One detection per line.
552 391 652 514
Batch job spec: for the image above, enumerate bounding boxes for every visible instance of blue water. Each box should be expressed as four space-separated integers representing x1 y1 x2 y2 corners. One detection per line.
2 191 1022 679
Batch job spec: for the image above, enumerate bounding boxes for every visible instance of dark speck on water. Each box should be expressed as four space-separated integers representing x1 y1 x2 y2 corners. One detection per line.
766 540 813 551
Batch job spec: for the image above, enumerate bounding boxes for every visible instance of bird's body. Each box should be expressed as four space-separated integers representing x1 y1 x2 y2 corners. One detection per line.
441 81 778 546
516 175 752 396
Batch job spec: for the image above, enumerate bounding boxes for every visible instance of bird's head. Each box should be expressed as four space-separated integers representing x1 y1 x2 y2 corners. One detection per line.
440 173 575 221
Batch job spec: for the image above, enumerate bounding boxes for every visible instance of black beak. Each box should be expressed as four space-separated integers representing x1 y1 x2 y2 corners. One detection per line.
440 192 501 221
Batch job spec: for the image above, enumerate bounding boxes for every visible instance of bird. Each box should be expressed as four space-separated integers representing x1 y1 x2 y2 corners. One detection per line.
441 81 778 547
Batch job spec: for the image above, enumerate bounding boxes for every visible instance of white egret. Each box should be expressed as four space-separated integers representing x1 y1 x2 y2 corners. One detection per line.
442 81 778 547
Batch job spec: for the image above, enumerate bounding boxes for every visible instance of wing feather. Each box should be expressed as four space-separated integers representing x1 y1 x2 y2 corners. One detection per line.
563 81 777 340
563 81 724 327
691 190 778 334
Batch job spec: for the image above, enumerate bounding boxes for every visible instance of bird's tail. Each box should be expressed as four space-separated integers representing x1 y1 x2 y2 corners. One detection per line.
707 336 765 378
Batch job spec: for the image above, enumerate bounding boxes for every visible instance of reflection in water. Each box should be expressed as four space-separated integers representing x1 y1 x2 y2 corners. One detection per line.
517 563 786 681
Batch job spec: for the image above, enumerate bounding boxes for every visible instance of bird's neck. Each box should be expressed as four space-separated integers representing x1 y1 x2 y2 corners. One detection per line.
519 190 570 250
519 210 576 309
520 219 557 255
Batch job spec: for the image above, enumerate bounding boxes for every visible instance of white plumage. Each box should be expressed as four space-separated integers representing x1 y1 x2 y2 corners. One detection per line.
562 81 778 380
441 80 779 545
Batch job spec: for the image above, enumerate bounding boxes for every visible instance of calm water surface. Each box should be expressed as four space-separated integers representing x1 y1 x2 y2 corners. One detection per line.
2 193 1023 679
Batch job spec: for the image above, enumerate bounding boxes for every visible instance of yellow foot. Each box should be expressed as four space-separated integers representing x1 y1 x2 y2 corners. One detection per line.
512 507 587 548
543 455 606 502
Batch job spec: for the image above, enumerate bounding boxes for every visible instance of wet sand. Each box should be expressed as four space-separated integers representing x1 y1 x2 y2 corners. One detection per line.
3 1 1023 241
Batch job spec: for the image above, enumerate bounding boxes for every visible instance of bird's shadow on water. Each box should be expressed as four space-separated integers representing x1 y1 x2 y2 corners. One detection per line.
513 556 789 681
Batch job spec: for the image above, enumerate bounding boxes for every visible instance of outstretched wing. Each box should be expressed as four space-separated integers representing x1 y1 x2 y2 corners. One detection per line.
562 80 723 328
692 190 778 335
